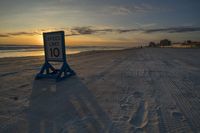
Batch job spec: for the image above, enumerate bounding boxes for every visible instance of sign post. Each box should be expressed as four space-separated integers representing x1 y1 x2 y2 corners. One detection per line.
35 31 75 81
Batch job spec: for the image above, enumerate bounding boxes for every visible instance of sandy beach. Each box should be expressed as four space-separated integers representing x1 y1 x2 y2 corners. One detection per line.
0 47 200 133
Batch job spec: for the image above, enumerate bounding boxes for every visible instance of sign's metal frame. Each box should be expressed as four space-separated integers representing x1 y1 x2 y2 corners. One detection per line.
35 31 75 81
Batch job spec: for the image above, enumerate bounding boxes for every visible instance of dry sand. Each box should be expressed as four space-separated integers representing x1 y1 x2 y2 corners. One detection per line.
0 48 200 133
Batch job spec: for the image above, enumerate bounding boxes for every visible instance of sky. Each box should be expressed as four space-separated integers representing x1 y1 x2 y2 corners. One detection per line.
0 0 200 46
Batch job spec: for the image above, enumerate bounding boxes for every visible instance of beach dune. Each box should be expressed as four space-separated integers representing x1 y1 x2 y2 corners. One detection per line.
0 48 200 133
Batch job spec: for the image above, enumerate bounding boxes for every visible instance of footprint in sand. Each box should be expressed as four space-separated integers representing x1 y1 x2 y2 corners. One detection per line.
171 111 185 121
133 91 143 98
129 101 149 130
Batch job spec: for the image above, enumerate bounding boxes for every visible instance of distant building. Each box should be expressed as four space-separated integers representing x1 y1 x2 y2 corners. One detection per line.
187 40 192 44
149 42 156 47
160 39 171 46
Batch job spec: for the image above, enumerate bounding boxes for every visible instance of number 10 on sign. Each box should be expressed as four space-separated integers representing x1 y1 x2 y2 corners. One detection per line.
44 32 64 61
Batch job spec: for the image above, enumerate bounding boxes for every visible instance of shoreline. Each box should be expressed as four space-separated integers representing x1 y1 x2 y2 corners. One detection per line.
0 47 130 60
1 46 200 60
0 46 129 59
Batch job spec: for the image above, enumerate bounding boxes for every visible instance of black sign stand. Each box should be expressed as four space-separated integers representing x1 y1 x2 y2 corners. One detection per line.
35 31 75 81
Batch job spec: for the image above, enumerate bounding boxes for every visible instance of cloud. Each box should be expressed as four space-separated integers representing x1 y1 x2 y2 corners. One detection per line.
107 6 132 15
65 26 140 36
0 34 10 37
9 32 40 36
104 3 158 16
131 3 154 13
66 26 200 35
64 26 112 36
144 27 200 33
0 31 40 37
70 26 98 35
1 26 200 38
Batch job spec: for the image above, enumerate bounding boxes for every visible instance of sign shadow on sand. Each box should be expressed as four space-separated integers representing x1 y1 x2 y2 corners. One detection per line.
28 76 116 133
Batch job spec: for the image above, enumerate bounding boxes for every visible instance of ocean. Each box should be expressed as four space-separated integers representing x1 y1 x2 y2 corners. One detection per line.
0 45 125 58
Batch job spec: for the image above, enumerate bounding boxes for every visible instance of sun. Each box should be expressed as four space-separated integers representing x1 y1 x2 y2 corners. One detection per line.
36 35 44 45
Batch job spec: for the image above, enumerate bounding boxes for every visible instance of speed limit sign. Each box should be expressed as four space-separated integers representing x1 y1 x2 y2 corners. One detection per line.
35 31 75 81
44 31 65 61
